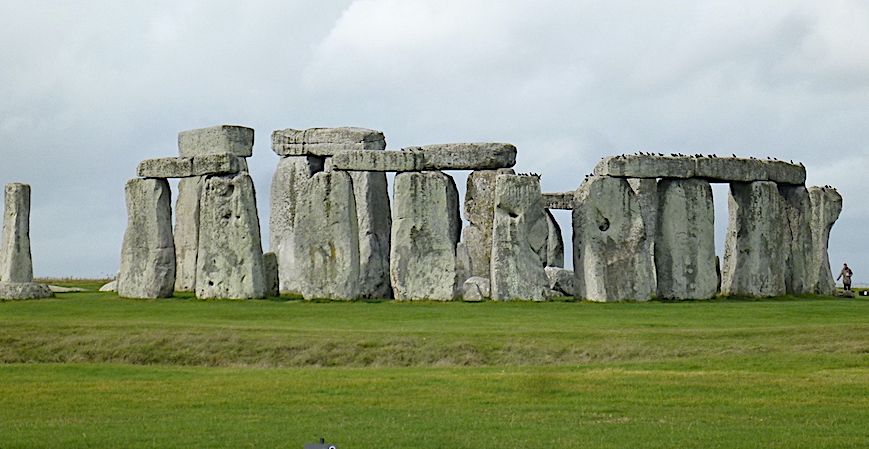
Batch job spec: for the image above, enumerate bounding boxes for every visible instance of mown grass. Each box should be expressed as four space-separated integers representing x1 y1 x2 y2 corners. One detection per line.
0 289 866 448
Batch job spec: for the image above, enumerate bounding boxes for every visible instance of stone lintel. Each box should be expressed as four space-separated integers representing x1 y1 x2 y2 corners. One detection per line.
272 127 386 156
542 192 574 210
593 155 806 185
137 154 240 178
331 143 517 172
178 125 254 158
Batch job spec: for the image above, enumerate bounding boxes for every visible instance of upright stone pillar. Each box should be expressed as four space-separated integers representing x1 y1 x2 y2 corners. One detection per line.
544 209 564 268
490 174 550 301
117 178 176 298
173 176 204 292
655 179 717 300
349 171 392 299
628 178 658 287
807 186 842 295
721 181 786 297
0 183 33 283
461 170 501 280
573 176 655 302
391 171 461 300
779 185 813 295
196 173 265 299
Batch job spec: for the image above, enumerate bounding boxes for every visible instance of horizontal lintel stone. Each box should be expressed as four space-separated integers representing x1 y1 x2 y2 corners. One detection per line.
593 155 806 185
137 154 240 178
331 143 517 172
178 125 254 158
272 127 386 156
542 192 575 210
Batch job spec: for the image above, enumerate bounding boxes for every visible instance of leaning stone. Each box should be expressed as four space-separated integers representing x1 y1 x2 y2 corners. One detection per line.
655 179 717 300
721 181 787 297
294 171 361 300
331 143 517 171
178 125 254 158
462 277 491 302
391 171 461 300
0 183 34 283
269 156 324 294
350 171 392 299
99 280 118 292
117 178 175 298
779 185 813 295
545 267 574 296
272 127 386 156
594 155 806 185
807 186 843 295
544 210 564 268
542 192 574 210
490 174 550 301
262 252 279 297
0 282 53 300
137 154 240 178
196 173 265 299
573 176 655 302
461 170 500 279
174 176 204 292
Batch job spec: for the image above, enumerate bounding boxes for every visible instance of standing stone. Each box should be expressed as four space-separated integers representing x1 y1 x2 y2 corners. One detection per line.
721 181 786 297
0 183 33 283
490 174 550 301
628 178 658 287
269 156 324 294
779 185 813 295
117 178 176 298
655 179 717 300
808 186 843 295
462 170 500 279
391 171 461 300
349 171 392 298
544 209 564 267
174 176 204 292
294 171 360 300
573 176 655 302
263 252 280 297
196 173 265 299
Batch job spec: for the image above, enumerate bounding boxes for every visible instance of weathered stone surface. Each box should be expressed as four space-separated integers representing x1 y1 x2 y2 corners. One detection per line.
490 174 550 301
178 125 254 158
294 171 361 300
272 127 386 156
573 176 655 302
462 276 490 302
0 282 53 300
117 178 175 298
779 185 813 295
628 178 658 286
542 192 574 210
196 173 265 299
545 267 574 296
174 176 204 292
594 155 806 185
137 154 240 178
654 179 717 300
48 285 86 293
331 143 517 172
349 171 392 299
269 156 324 294
462 170 499 279
807 186 843 295
721 181 786 297
99 280 118 292
391 171 461 300
544 209 564 268
262 252 279 297
0 183 33 283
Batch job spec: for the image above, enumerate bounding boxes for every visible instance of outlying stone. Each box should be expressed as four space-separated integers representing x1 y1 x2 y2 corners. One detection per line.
178 125 254 158
174 176 204 292
573 176 655 302
350 171 393 298
490 174 550 301
0 183 33 283
137 154 240 178
196 173 265 299
721 181 786 297
545 267 574 296
390 171 461 300
272 127 386 156
654 179 717 300
263 252 279 297
0 282 53 300
779 185 813 295
545 210 564 268
542 192 574 210
462 276 491 302
117 178 176 298
594 155 806 185
293 171 361 300
331 143 517 172
807 186 843 295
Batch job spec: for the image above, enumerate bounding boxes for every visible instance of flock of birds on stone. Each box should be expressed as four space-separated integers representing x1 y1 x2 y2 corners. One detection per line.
611 151 804 166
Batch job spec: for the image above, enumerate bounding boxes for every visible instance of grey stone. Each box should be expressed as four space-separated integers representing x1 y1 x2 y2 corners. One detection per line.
390 171 461 300
272 127 386 156
350 171 393 299
461 170 500 279
174 176 204 292
654 179 717 300
294 171 361 300
137 154 240 178
455 242 472 287
269 156 324 294
594 155 806 185
263 252 279 297
628 178 658 287
195 173 265 299
462 276 490 302
331 143 517 171
178 125 254 158
542 192 574 210
0 183 33 283
490 174 550 301
48 285 86 293
0 282 53 300
779 185 813 295
99 280 118 292
545 267 574 296
808 186 843 295
330 151 421 172
117 178 176 298
572 176 655 302
721 181 787 297
545 209 564 268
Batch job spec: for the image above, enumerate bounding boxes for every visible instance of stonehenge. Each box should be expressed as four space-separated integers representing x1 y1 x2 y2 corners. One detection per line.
0 183 53 300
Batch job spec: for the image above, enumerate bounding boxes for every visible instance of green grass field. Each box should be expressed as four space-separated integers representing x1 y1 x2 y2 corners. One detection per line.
1 284 867 448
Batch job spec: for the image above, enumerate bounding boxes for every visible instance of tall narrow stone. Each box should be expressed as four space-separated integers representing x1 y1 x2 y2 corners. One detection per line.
628 178 658 288
779 185 813 295
0 183 33 283
655 179 717 300
490 174 550 301
391 171 461 300
721 181 786 297
196 173 265 299
293 171 361 300
461 170 499 279
174 176 204 292
349 171 392 299
117 178 175 298
573 176 655 302
544 209 564 268
807 186 842 295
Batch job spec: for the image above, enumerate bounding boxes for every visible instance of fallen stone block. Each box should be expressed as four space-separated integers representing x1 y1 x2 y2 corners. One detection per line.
99 280 118 292
48 285 86 293
0 282 53 300
542 192 574 210
0 183 34 283
463 276 491 302
178 125 254 158
331 143 517 171
545 267 574 296
594 155 806 185
137 154 240 178
807 186 842 295
272 127 386 156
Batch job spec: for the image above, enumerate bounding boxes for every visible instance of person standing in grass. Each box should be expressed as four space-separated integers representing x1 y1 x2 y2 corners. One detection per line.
837 263 853 292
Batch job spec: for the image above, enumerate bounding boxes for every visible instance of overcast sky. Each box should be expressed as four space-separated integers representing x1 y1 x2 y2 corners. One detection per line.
1 0 866 283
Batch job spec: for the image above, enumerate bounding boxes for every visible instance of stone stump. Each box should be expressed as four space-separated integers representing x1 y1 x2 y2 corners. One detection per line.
807 186 842 295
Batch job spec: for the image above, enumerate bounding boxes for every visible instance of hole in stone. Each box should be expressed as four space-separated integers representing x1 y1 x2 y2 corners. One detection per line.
508 211 519 218
598 218 610 232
